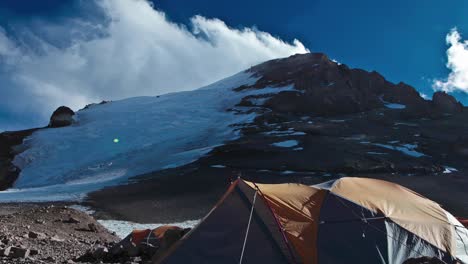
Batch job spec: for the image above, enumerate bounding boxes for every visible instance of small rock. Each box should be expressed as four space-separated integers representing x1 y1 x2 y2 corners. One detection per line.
9 247 30 258
34 219 45 225
28 231 46 239
29 249 40 256
0 246 11 257
63 217 80 224
50 235 65 242
88 223 98 233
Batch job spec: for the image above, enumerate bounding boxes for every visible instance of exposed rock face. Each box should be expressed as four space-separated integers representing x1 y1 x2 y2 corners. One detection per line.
0 129 37 190
83 100 109 110
49 106 75 128
240 53 428 116
432 91 463 114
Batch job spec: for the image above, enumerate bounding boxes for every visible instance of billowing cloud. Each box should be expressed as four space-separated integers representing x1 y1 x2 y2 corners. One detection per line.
433 28 468 93
0 0 308 131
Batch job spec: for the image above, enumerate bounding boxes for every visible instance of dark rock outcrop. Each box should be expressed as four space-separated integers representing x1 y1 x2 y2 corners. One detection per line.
49 106 75 128
83 100 109 110
0 106 75 190
0 129 37 190
241 53 428 116
431 91 463 114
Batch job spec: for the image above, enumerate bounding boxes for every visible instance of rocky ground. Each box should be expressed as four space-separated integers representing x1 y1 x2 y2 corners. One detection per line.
0 204 121 263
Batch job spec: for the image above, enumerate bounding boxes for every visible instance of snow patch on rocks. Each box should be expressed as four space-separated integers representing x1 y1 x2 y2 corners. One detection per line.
271 140 299 148
374 143 425 158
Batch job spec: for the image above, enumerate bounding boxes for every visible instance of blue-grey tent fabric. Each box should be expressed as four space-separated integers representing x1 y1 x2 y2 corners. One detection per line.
160 182 293 264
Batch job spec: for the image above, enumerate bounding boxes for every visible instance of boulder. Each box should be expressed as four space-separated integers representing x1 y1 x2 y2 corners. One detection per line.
49 106 75 128
9 246 30 258
432 91 463 113
29 249 40 256
28 231 46 239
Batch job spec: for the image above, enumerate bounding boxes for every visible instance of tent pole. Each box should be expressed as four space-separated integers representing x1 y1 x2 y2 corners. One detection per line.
239 190 257 264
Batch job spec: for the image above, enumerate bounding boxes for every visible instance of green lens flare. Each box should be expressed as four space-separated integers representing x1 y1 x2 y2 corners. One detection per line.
113 138 119 143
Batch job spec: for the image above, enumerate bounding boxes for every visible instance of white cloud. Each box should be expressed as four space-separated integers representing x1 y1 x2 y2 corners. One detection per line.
0 0 308 130
433 28 468 93
419 92 430 100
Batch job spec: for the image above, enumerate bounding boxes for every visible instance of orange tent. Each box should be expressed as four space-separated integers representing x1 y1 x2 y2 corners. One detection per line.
158 177 468 264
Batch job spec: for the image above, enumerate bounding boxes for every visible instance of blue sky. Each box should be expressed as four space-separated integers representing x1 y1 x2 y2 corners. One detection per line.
0 0 467 131
157 0 468 88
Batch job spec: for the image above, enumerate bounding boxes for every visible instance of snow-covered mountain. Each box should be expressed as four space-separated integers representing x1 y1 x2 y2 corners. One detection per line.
0 53 467 222
0 71 295 201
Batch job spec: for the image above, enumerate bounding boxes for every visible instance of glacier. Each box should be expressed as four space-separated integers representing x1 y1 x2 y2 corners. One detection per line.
0 71 295 201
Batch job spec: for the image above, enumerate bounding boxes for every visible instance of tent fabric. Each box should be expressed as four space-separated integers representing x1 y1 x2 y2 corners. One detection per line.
317 192 389 264
132 226 183 245
159 179 294 264
446 213 468 263
328 177 456 255
385 220 453 264
132 229 153 245
158 177 468 264
237 180 301 263
245 181 327 264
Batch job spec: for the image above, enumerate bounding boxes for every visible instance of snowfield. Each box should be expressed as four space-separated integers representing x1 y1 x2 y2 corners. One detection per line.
0 71 296 201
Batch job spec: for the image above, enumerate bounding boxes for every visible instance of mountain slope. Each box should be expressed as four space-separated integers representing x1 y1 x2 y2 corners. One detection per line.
0 53 467 222
0 71 295 201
